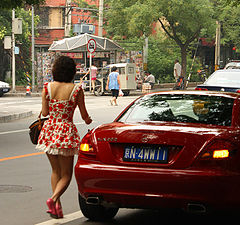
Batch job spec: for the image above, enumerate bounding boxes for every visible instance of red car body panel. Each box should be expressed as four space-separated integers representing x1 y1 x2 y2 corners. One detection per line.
75 91 240 211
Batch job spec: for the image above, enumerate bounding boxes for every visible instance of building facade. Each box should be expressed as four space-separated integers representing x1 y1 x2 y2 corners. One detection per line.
35 0 102 51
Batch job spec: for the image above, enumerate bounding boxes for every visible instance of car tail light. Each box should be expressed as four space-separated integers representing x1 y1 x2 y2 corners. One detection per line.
195 87 208 91
213 150 229 158
79 132 95 156
236 89 240 93
200 141 233 160
192 140 237 170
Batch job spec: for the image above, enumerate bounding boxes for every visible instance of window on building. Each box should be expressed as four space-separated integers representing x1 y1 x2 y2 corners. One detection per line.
36 7 49 28
36 7 65 29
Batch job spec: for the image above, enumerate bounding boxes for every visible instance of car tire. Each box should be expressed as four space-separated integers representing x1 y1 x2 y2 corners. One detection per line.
122 90 130 96
78 194 119 221
94 85 105 96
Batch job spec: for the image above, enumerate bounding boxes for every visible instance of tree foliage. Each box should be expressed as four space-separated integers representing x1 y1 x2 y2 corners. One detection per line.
105 0 215 79
0 8 39 84
215 1 240 51
224 0 240 5
0 0 45 9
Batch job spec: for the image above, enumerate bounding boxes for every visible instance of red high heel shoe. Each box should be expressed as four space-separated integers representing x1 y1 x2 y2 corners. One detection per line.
56 203 63 218
46 198 58 219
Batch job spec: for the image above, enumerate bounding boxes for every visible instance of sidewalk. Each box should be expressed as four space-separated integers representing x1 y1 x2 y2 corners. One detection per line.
0 82 198 123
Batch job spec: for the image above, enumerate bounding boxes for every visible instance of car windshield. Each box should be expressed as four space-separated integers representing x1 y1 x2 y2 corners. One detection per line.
204 70 240 87
118 94 234 126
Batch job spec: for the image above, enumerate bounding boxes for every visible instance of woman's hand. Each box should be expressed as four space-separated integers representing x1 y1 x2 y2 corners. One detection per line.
84 116 92 125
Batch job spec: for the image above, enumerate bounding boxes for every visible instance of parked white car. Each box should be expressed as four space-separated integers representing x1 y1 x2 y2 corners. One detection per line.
0 81 10 97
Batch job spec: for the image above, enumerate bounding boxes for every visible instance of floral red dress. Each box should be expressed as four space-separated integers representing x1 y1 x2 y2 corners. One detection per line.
36 82 81 156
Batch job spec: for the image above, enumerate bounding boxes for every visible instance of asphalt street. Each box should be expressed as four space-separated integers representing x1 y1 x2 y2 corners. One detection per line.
0 82 198 123
0 89 143 123
0 94 139 225
0 93 239 225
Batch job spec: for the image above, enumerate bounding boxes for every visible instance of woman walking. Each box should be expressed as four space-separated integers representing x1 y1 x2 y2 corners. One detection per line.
106 66 121 106
36 56 92 219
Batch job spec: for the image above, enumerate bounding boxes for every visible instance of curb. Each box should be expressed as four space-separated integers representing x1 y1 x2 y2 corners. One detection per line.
0 111 33 123
5 93 42 97
4 82 198 98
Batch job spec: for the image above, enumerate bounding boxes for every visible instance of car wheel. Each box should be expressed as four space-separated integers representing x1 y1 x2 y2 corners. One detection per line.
78 194 119 221
94 85 104 96
122 90 130 96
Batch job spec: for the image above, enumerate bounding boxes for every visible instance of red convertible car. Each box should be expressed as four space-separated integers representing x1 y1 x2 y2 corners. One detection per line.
75 91 240 221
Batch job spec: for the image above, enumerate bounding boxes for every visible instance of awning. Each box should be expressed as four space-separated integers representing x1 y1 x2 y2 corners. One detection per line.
48 33 122 52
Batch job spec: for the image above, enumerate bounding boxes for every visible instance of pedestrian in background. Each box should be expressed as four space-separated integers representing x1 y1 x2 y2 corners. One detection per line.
36 56 92 219
174 59 182 82
86 62 98 92
144 71 155 89
106 66 121 106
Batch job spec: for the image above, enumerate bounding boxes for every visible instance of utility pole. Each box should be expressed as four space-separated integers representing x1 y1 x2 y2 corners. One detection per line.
215 21 221 71
65 0 72 37
31 5 35 92
12 9 16 92
143 35 148 72
98 0 103 37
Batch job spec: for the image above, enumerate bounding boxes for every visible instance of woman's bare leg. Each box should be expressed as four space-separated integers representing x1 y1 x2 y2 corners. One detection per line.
91 80 95 91
46 154 61 193
112 97 117 106
46 153 62 205
50 155 74 202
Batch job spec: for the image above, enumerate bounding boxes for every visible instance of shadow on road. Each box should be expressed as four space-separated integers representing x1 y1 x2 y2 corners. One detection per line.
63 208 238 225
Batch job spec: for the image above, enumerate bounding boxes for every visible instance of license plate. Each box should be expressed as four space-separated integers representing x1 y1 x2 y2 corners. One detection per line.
3 88 8 92
123 145 168 163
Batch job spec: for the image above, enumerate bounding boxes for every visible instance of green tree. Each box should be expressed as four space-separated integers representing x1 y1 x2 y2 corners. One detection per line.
105 0 215 79
217 3 240 50
0 8 39 84
0 0 45 9
223 0 240 5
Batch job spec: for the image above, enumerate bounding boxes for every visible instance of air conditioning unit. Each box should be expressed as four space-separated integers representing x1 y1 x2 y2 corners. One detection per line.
73 24 95 35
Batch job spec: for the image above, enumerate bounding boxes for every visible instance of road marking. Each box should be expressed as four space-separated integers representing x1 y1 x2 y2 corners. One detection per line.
35 211 84 225
0 122 87 135
0 152 44 162
0 129 29 135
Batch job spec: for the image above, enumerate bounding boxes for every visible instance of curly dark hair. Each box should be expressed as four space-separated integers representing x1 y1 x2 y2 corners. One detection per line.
52 56 76 82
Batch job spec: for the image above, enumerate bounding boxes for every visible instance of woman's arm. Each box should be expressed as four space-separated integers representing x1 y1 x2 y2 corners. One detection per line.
106 76 109 90
77 88 92 125
117 74 121 89
41 88 49 117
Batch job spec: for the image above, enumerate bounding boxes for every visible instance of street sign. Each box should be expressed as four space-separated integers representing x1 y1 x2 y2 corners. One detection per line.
14 46 19 54
13 18 22 34
4 36 11 49
87 38 96 54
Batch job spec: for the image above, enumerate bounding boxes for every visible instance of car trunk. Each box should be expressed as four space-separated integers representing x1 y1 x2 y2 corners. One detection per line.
92 122 227 169
197 84 239 92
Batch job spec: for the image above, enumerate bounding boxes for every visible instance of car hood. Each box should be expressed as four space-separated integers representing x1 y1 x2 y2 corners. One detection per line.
91 122 232 169
0 81 10 87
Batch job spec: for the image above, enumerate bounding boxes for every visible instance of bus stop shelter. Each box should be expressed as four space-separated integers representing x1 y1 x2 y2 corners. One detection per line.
48 33 122 67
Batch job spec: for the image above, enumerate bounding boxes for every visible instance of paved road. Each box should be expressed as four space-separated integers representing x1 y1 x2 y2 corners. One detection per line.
1 93 237 225
0 95 140 225
0 90 143 122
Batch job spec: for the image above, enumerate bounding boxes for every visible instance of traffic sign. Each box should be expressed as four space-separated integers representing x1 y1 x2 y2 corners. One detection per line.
87 39 96 54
